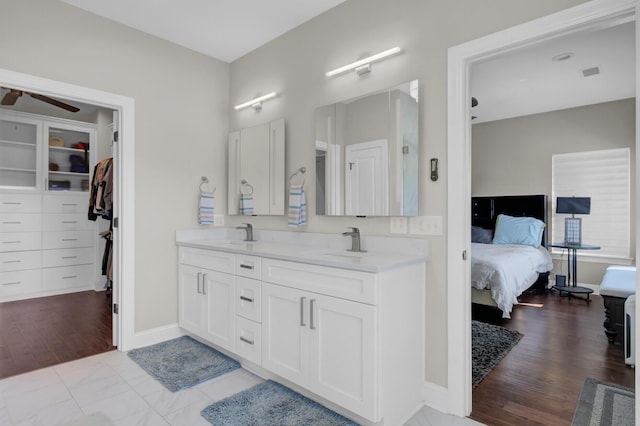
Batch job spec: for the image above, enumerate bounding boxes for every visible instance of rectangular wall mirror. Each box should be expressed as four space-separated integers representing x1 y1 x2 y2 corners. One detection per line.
315 80 419 216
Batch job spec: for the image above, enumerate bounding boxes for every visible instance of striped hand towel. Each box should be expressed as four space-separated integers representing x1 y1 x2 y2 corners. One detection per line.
288 184 307 227
199 191 215 225
240 194 254 215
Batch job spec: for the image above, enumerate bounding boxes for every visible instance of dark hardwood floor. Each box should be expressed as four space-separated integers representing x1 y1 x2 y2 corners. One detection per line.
470 291 634 425
0 290 114 380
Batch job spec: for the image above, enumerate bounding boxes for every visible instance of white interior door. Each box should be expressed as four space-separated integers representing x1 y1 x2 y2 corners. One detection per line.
345 140 388 216
111 110 119 347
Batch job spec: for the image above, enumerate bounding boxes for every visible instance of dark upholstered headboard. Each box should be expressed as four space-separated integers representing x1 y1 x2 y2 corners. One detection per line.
471 195 548 247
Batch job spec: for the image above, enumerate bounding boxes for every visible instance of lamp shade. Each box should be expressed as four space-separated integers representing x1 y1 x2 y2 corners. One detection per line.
556 197 591 215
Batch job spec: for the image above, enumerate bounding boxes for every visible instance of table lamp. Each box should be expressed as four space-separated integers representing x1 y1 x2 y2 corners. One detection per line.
556 196 591 245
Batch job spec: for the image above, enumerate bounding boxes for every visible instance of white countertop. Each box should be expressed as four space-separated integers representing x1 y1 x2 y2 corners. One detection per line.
176 229 428 273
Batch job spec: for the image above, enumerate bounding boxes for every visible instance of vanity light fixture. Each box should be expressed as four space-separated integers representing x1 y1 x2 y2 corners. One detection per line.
326 46 402 77
234 92 277 111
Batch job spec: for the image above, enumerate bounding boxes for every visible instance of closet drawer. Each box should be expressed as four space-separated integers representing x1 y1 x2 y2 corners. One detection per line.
236 316 262 366
43 230 95 249
0 213 41 232
0 269 41 297
236 255 261 280
43 194 89 213
0 194 41 213
0 251 41 272
179 247 235 274
42 264 94 292
237 276 261 322
262 258 377 305
43 213 96 231
42 248 94 268
0 232 41 252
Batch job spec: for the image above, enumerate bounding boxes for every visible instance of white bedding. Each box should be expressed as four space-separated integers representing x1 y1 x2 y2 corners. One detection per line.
471 242 553 318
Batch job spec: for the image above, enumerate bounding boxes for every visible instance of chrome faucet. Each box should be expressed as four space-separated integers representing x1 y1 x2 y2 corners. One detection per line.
342 227 366 252
236 223 255 242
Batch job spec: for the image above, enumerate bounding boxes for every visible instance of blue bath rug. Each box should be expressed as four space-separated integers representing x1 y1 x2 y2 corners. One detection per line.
201 380 359 425
127 336 240 392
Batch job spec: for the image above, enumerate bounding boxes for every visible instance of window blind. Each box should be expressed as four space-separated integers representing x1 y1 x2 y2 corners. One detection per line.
551 148 630 259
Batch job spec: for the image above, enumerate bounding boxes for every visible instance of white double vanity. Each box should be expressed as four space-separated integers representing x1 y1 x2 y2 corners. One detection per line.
176 228 428 425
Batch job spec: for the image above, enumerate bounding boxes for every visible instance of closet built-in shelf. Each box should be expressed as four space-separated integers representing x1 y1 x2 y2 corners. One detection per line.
0 166 36 173
49 146 89 154
48 171 90 177
0 139 36 148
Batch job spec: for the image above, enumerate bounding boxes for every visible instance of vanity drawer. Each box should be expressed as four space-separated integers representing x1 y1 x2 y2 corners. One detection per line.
42 248 94 268
0 269 41 297
0 213 41 232
237 276 261 322
0 251 41 272
262 258 377 305
43 213 96 231
0 194 41 213
43 230 95 249
236 254 261 280
236 316 262 366
42 264 94 292
179 247 235 274
43 194 89 213
0 232 41 252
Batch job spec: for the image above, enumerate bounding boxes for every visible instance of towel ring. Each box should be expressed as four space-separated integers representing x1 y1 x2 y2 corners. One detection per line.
240 179 254 195
289 166 306 186
199 176 216 193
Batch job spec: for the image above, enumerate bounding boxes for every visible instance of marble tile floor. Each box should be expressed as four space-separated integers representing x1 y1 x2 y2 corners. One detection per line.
0 350 483 425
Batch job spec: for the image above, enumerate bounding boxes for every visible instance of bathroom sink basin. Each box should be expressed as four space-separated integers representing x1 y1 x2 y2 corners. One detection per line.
313 250 370 259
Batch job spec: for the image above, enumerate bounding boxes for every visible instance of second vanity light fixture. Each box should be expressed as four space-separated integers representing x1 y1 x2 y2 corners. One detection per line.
326 46 402 77
234 92 277 111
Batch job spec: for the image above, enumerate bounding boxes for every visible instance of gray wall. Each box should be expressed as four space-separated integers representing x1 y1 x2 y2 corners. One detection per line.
472 98 636 285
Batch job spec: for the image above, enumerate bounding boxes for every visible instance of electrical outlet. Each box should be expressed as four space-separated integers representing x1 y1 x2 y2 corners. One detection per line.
213 214 224 226
409 216 443 235
409 216 427 235
390 217 408 234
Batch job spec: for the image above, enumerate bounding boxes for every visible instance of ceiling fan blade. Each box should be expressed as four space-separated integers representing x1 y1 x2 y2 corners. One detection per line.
1 89 22 106
29 93 80 112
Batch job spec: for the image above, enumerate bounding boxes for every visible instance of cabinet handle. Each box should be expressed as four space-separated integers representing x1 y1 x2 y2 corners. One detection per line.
202 274 208 295
310 299 316 330
239 336 254 345
3 221 21 224
3 260 21 264
4 241 21 244
62 221 78 224
62 203 78 206
300 297 306 327
240 295 254 303
2 281 21 286
62 256 77 259
2 202 22 205
62 238 78 242
62 275 77 279
239 264 253 270
197 272 202 294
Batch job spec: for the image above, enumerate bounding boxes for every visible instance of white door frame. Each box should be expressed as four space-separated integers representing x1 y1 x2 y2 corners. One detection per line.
0 68 136 351
446 0 638 417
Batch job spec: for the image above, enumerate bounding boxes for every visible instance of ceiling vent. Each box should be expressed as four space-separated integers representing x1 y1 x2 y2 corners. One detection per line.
581 66 601 77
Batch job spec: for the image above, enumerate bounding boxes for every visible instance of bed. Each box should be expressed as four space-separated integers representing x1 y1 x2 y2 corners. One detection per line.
471 195 553 318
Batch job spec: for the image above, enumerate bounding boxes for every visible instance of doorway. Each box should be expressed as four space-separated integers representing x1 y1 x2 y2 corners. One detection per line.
446 0 638 418
0 68 136 354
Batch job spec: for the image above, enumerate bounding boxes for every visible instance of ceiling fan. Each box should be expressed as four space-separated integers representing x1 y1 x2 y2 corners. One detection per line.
1 88 80 113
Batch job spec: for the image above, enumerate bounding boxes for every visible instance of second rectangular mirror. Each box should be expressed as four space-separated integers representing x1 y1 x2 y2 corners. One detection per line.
315 80 419 216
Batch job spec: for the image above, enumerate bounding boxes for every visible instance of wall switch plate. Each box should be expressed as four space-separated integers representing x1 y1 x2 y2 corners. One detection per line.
390 217 408 234
213 214 224 226
409 215 443 235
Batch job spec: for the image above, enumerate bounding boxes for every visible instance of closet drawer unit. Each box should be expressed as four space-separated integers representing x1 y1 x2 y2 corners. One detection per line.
43 213 96 231
0 194 41 213
0 269 41 297
0 213 42 232
43 230 95 249
0 232 41 252
43 194 89 214
179 247 235 274
42 248 94 268
262 258 377 305
237 276 261 322
42 264 94 292
236 255 261 280
0 251 41 272
236 316 262 366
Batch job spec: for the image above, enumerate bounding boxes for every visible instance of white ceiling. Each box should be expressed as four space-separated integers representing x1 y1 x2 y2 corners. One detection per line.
59 0 347 63
471 21 635 124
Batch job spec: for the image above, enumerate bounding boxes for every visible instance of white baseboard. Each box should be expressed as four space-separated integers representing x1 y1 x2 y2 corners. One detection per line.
422 381 450 415
128 323 185 350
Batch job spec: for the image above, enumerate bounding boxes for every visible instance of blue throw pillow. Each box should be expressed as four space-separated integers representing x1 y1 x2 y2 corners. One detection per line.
492 214 545 248
471 226 493 244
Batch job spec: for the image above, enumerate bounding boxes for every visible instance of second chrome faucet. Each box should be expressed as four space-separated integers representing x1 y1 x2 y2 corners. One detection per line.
236 223 255 242
342 227 366 253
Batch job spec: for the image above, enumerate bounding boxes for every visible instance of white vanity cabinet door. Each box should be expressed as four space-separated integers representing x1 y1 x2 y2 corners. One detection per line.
178 264 207 336
262 282 310 387
203 269 236 353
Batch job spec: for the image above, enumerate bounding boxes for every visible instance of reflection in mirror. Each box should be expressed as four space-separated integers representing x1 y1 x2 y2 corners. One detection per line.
315 80 419 216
